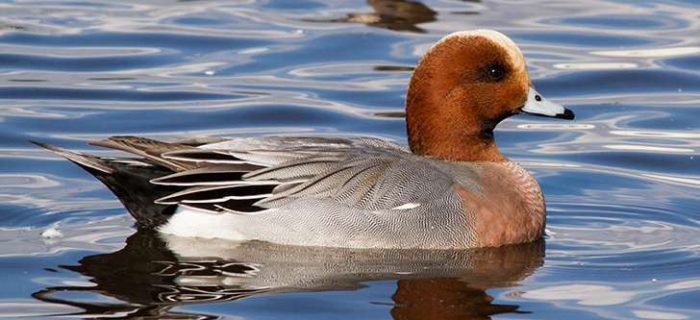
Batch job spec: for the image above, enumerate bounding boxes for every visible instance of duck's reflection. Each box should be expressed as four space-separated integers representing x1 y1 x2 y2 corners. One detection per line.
303 0 438 33
34 231 543 319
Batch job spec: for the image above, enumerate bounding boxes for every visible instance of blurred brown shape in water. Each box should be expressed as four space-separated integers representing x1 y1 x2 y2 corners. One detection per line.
391 243 542 320
303 0 440 32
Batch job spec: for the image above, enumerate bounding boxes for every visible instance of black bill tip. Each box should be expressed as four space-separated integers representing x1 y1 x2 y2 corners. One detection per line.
555 108 575 120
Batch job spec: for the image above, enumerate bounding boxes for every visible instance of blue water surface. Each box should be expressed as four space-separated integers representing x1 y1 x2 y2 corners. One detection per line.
1 0 699 319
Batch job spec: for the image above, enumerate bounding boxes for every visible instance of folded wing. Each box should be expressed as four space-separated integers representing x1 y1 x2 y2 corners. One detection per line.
147 136 459 214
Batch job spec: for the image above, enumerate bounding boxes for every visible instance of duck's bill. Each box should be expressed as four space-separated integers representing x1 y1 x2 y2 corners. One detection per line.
521 87 574 120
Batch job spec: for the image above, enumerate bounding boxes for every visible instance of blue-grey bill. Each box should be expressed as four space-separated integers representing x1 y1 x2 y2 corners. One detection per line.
521 87 574 120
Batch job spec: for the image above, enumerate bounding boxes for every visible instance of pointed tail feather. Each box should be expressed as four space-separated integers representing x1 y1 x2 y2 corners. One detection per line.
31 140 182 228
89 136 194 171
30 141 114 174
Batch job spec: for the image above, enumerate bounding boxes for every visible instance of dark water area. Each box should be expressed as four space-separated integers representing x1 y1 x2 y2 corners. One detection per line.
1 0 699 319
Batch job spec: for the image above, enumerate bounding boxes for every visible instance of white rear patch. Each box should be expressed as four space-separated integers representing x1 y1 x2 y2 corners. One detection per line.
158 207 251 241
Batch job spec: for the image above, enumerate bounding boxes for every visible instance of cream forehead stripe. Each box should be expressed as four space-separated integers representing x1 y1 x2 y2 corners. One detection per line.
431 29 526 71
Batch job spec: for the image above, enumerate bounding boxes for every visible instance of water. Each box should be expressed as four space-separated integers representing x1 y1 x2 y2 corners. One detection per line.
1 0 699 318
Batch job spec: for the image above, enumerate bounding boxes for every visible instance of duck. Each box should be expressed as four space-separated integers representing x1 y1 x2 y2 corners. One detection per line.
34 29 574 249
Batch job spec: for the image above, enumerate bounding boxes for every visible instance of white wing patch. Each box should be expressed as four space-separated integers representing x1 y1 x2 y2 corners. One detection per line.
391 203 421 210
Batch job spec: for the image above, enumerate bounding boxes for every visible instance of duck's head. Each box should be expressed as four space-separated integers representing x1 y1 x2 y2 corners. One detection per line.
406 29 574 161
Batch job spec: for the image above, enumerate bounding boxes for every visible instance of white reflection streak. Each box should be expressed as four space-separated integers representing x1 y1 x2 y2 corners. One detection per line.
520 161 581 168
610 130 700 139
0 174 61 188
0 216 132 257
546 219 700 254
522 280 698 319
517 123 595 130
523 284 636 305
0 45 162 57
515 112 700 156
554 62 638 70
592 47 700 58
664 280 700 290
642 173 700 187
603 144 695 153
632 310 688 320
0 299 82 318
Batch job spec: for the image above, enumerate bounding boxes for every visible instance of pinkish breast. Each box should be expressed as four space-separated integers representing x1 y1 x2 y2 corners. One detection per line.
454 161 545 247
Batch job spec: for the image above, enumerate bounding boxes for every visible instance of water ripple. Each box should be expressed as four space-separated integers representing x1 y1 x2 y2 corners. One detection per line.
0 0 699 319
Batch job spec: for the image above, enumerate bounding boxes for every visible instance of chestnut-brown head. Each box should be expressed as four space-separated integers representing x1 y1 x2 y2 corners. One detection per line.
406 30 573 161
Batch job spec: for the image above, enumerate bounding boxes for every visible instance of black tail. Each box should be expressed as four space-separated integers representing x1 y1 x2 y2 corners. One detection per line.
31 141 182 228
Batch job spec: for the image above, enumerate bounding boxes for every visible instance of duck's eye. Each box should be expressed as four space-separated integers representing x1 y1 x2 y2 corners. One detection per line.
481 63 507 82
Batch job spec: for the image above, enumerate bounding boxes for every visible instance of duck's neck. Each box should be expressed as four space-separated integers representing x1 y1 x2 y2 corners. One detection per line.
406 101 507 162
409 128 506 162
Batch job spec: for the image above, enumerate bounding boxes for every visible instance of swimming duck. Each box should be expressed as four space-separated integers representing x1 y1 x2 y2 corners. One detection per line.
35 29 574 249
